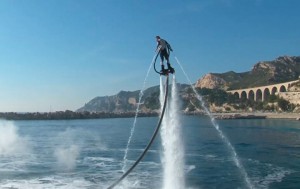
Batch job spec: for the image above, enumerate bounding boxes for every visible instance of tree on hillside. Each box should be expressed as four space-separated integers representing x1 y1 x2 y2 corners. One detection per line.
277 98 291 111
144 92 160 110
197 88 228 106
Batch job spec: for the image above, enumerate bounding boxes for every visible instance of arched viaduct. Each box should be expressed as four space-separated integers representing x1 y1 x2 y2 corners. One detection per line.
227 80 299 102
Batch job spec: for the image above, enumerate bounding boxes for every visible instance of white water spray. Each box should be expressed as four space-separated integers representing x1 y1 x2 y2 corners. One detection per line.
54 128 81 171
122 53 157 172
0 121 30 157
54 145 80 171
174 57 254 189
160 75 185 189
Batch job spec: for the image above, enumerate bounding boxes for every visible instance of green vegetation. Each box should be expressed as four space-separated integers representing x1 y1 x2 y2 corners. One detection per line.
0 111 158 120
197 88 229 106
144 91 160 109
190 87 296 113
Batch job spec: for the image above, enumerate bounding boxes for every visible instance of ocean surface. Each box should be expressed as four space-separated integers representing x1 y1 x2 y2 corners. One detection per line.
0 116 299 189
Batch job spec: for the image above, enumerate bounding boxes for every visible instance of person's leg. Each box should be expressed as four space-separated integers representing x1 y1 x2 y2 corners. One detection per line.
165 53 174 73
165 52 170 64
160 53 165 72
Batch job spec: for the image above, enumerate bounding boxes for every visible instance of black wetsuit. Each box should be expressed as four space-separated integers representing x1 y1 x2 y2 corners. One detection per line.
157 39 172 64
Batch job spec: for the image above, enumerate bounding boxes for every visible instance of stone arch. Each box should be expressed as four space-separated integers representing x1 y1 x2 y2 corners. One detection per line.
249 90 255 101
241 91 247 101
271 87 278 95
279 85 287 92
256 89 263 101
263 88 271 101
233 92 239 99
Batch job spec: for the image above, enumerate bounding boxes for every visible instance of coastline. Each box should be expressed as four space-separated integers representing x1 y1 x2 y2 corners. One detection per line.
211 112 300 120
0 111 299 121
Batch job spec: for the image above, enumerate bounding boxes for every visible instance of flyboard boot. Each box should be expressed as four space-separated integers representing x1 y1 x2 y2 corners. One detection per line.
167 63 175 74
160 65 168 75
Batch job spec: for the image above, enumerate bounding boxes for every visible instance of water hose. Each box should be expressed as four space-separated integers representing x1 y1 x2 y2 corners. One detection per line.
107 75 169 189
153 51 161 74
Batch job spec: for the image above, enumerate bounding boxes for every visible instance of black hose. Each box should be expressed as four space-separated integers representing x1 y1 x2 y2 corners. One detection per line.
153 52 161 74
107 75 169 189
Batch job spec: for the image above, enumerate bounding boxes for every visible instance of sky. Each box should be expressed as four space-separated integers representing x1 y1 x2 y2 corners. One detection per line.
0 0 299 112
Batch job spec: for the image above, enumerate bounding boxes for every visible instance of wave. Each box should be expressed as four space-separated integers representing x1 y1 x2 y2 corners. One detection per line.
248 159 294 189
84 156 115 162
0 176 97 189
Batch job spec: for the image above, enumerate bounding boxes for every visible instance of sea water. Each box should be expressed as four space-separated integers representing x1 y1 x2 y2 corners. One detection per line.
0 117 299 189
174 56 253 188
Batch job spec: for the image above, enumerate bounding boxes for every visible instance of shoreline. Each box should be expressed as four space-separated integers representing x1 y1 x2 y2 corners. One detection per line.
211 112 300 120
0 111 299 121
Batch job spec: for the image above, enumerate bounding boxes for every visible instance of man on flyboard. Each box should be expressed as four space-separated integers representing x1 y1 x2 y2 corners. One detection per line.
155 36 175 75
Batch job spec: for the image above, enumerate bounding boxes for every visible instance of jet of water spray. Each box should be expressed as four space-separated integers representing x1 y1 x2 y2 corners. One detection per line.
0 121 30 157
174 56 254 189
54 145 80 171
160 75 185 189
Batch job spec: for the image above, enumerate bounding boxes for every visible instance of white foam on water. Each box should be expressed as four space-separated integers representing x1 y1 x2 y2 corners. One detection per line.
248 159 294 189
84 156 115 162
0 176 96 189
185 165 196 174
260 169 292 188
112 179 142 189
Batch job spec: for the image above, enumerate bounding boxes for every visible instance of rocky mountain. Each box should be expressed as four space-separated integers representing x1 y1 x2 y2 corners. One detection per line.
195 73 228 90
195 56 300 90
78 55 300 113
77 90 140 112
77 84 190 113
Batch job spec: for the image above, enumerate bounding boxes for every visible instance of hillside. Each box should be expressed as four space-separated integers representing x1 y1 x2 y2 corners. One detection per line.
77 84 190 113
78 55 300 113
196 56 300 90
